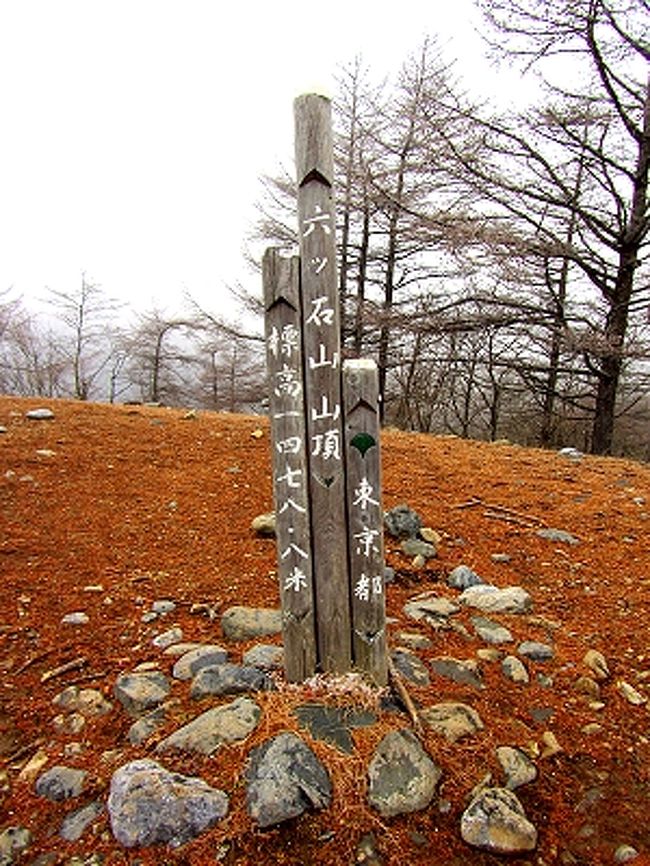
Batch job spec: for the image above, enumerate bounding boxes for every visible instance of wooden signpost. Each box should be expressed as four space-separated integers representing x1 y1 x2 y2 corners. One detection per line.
264 94 387 686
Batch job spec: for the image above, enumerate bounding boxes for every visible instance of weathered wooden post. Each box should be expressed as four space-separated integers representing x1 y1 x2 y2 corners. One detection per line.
264 93 386 686
263 249 317 681
294 94 351 674
343 359 387 686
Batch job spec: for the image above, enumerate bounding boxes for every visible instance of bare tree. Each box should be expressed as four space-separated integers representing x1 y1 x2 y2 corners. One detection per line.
465 0 650 454
45 273 123 400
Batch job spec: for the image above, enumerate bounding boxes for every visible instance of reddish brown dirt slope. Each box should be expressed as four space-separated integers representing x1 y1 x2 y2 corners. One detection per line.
1 397 649 865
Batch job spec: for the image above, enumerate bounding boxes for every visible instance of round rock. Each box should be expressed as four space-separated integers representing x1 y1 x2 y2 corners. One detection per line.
220 606 282 641
35 766 87 801
114 670 171 717
108 759 228 847
447 565 484 590
172 645 229 681
368 729 442 817
246 732 331 828
384 505 423 539
460 787 537 853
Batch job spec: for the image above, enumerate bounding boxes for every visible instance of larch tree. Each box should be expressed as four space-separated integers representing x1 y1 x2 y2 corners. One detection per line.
468 0 650 454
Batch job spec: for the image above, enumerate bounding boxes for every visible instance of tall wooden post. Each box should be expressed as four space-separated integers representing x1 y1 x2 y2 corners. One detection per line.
263 249 317 681
294 94 351 673
343 359 388 686
264 94 386 685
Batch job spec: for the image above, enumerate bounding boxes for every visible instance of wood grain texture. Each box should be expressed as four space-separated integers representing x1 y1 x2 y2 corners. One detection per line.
263 248 317 681
343 359 387 686
295 95 351 673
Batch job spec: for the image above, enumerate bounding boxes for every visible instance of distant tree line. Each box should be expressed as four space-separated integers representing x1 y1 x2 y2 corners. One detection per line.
0 277 266 414
1 0 648 459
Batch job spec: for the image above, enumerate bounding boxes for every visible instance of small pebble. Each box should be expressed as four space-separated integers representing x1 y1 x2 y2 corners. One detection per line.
61 612 89 626
614 845 639 863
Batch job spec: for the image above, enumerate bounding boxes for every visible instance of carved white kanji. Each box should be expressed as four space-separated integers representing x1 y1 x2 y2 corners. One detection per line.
302 204 332 238
309 344 339 370
311 395 340 422
305 296 335 327
353 477 379 511
281 541 309 560
311 429 341 461
275 436 302 455
284 566 308 592
354 574 370 601
274 364 301 398
278 497 307 515
277 464 303 489
354 525 380 558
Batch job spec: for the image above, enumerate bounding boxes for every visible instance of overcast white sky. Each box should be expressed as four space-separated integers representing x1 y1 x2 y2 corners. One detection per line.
0 0 513 317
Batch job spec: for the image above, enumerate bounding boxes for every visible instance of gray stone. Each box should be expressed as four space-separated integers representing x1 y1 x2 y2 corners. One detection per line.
471 616 513 644
491 553 512 563
114 670 171 717
400 538 436 560
447 565 484 589
614 845 639 863
420 702 484 743
108 759 228 848
558 447 584 460
384 505 423 539
459 585 532 614
251 513 276 537
242 644 284 671
53 712 85 734
583 649 610 681
496 746 538 790
172 645 229 681
220 606 282 641
61 612 89 625
157 696 260 756
190 663 272 698
536 527 580 545
246 732 331 828
60 800 104 841
52 686 113 717
163 641 203 656
368 729 442 817
431 656 483 689
502 655 530 684
518 641 554 661
152 627 183 649
0 827 32 864
128 707 165 745
476 648 503 663
394 632 433 651
616 679 647 706
403 594 460 624
293 704 376 753
460 787 537 853
26 408 55 420
391 649 430 686
151 599 176 614
35 766 87 801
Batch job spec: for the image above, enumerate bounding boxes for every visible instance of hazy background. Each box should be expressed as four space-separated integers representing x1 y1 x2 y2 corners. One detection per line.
0 0 516 313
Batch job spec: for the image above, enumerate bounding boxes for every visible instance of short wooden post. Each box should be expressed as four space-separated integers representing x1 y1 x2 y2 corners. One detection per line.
343 359 388 686
294 94 352 673
263 248 317 681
